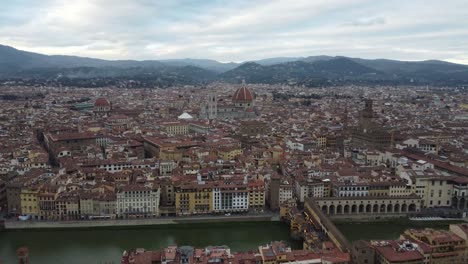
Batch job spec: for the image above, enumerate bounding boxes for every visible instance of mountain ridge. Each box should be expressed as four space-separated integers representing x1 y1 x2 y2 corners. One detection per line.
1 44 468 87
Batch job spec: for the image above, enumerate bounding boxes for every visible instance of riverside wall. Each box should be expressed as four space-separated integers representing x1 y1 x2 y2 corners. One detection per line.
3 214 278 230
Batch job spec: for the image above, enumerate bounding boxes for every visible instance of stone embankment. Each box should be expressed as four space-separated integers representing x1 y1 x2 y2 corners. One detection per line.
3 214 279 230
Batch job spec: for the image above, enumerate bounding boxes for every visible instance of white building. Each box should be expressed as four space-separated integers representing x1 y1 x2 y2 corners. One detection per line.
279 183 294 205
295 177 324 203
117 184 160 218
334 182 370 197
411 160 434 171
286 139 305 151
212 183 249 212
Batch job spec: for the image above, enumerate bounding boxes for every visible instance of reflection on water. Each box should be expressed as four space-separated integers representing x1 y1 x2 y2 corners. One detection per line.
0 222 300 264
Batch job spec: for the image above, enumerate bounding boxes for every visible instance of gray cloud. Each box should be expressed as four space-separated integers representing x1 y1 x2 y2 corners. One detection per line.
0 0 467 64
345 17 386 27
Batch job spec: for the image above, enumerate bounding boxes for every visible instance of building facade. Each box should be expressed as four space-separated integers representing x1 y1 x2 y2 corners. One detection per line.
116 184 160 218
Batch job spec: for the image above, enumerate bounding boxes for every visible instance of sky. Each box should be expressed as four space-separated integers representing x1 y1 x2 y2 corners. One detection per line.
1 0 467 64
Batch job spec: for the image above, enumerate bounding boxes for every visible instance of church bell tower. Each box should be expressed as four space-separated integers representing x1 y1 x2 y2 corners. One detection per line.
208 93 217 119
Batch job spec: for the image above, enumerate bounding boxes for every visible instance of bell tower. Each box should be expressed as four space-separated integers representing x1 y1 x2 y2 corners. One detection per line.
208 93 217 119
362 99 374 119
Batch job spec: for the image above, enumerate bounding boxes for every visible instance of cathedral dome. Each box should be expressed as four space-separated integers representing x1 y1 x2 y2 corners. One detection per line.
232 86 254 102
94 97 110 107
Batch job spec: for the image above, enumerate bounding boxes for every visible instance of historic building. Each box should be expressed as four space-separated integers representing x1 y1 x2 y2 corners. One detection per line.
93 97 112 117
269 176 294 210
200 84 257 120
174 181 213 216
116 184 160 218
351 99 392 150
352 224 468 264
213 181 249 213
315 195 421 216
240 120 268 136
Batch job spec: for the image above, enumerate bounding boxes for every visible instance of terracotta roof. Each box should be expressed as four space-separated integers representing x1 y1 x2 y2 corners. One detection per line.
94 97 110 107
374 241 424 262
233 86 254 102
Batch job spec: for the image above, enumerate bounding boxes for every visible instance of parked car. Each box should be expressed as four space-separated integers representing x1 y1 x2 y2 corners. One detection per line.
18 215 31 221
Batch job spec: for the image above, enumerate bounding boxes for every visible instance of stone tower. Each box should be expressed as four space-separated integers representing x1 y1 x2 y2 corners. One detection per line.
362 99 374 119
207 93 217 119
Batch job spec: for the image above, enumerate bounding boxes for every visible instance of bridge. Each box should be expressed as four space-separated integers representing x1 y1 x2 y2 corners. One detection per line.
314 195 421 217
304 198 351 253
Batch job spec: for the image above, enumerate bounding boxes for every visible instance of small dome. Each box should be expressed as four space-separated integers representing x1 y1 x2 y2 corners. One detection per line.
232 86 254 102
94 97 110 107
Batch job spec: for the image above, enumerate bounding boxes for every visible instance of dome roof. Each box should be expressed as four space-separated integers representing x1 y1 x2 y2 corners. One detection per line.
232 86 254 102
94 97 110 107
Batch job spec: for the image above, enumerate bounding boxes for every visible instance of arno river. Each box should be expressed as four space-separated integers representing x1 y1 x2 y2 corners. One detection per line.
0 222 300 264
0 221 460 264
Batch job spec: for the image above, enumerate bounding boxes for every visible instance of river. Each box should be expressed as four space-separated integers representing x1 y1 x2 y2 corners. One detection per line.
0 222 301 264
1 220 463 264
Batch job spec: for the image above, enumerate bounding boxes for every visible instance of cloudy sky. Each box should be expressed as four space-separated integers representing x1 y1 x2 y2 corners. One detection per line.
1 0 467 63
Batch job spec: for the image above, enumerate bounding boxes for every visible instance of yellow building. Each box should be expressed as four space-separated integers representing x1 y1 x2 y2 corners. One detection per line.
174 183 213 216
449 224 468 264
414 176 454 208
79 195 95 217
160 149 183 161
160 121 189 135
56 192 81 220
389 183 412 196
459 103 468 109
20 186 40 219
279 199 296 221
218 147 242 161
314 134 327 148
258 241 292 264
248 180 265 210
403 227 466 263
38 189 57 220
368 184 390 197
322 180 332 197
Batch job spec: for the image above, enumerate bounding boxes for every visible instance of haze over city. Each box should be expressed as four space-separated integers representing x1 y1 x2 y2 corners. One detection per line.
1 0 468 63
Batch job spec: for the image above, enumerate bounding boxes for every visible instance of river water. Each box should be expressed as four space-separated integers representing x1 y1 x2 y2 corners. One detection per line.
0 222 300 264
1 220 462 264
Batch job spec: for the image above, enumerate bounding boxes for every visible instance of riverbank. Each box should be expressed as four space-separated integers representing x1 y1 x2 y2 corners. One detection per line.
332 216 466 225
3 213 280 230
328 213 408 222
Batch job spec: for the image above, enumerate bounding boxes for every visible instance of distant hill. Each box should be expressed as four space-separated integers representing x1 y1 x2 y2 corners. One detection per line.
1 44 468 86
251 57 304 65
0 44 164 69
160 59 238 73
220 58 381 84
